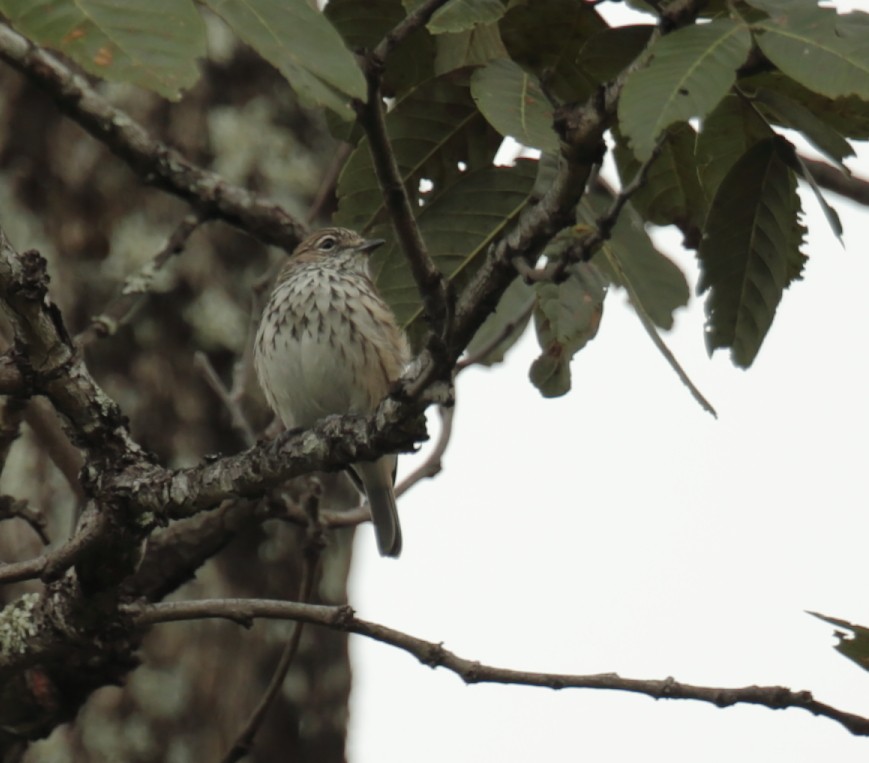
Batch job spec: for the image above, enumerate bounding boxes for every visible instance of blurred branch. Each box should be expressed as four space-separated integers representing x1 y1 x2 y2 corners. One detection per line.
801 156 869 206
0 394 26 476
374 0 453 60
129 596 869 738
193 352 257 448
76 214 203 346
0 496 49 546
455 303 535 372
220 491 322 763
0 23 308 251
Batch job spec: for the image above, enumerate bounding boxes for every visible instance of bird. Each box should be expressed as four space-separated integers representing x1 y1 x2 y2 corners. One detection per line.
254 227 410 557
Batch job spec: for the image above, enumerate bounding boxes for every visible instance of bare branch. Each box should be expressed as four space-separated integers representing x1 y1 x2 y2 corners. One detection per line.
0 496 49 546
193 352 257 449
0 23 308 250
76 214 203 346
128 597 869 738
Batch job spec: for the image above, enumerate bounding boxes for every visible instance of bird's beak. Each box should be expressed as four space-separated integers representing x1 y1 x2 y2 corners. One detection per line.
357 238 385 255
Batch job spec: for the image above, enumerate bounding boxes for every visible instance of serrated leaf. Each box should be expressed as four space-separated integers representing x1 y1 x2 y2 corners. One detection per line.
0 0 205 98
433 21 507 74
372 161 538 335
471 59 559 153
752 87 855 168
580 191 689 330
577 25 654 84
809 612 869 674
696 93 774 203
202 0 365 119
613 123 706 242
530 261 606 398
500 0 606 103
698 138 807 368
464 277 535 366
752 6 869 100
425 0 505 34
325 0 434 97
619 19 752 160
335 75 501 234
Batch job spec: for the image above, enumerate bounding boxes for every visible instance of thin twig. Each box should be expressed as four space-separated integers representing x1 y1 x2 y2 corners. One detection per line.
306 142 353 224
516 139 666 284
0 23 308 250
194 352 257 448
354 69 449 339
76 214 203 346
373 0 454 61
456 301 535 372
800 155 869 206
128 596 869 738
220 492 322 763
0 393 27 477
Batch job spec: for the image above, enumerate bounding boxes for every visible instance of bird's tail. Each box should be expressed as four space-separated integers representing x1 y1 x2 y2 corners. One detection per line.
355 457 402 558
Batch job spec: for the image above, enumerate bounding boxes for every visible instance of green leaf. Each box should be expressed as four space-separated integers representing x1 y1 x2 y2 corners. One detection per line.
464 277 535 366
698 138 807 368
500 0 606 103
325 0 434 97
740 72 869 140
577 25 654 84
696 93 774 204
373 161 538 334
752 6 869 100
580 192 689 331
433 22 507 75
202 0 366 120
427 0 506 34
0 0 205 99
471 60 559 153
618 19 752 160
809 612 869 674
751 87 855 168
613 123 706 242
335 75 501 235
530 260 606 398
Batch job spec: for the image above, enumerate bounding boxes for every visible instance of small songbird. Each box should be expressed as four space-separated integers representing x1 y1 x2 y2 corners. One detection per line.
254 227 410 557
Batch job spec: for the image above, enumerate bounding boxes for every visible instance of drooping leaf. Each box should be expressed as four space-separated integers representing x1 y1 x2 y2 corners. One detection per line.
752 88 855 168
471 60 559 153
0 0 205 99
202 0 366 120
500 0 606 103
751 5 869 100
698 137 807 368
613 123 706 243
425 0 506 34
696 93 774 204
530 260 606 398
464 277 535 366
740 72 869 140
433 22 507 74
577 25 655 84
325 0 434 97
579 191 689 331
618 19 752 160
335 75 501 234
372 161 539 334
809 612 869 674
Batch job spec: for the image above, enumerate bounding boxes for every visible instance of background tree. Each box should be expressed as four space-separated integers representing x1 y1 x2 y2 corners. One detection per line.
0 0 867 761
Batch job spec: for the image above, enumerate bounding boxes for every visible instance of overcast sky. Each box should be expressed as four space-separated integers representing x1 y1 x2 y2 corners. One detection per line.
347 4 869 761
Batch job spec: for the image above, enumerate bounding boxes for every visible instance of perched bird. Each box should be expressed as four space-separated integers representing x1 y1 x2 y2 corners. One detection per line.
254 227 410 557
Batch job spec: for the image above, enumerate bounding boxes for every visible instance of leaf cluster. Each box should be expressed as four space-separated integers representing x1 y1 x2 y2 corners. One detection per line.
1 0 867 383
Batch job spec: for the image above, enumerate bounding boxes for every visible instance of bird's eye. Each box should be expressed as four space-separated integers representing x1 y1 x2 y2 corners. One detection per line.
319 236 336 251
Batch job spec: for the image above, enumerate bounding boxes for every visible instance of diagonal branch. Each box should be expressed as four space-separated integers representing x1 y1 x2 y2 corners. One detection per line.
374 0 453 61
127 597 869 738
0 23 308 251
800 156 869 206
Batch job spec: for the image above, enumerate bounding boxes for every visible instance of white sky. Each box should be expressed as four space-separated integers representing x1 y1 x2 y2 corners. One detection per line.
347 4 869 760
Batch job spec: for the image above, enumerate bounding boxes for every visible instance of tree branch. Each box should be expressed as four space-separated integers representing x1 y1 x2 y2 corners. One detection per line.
801 156 869 206
0 23 308 251
373 0 454 61
127 597 869 738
